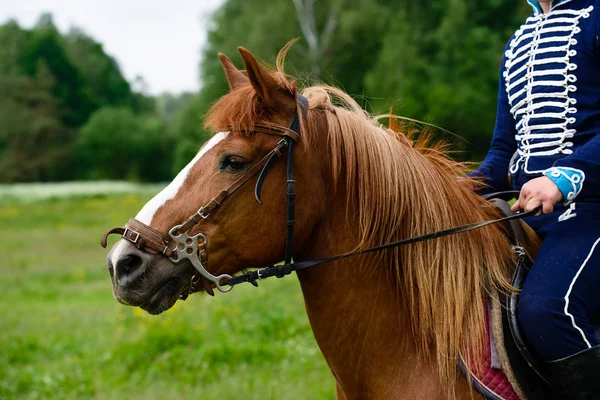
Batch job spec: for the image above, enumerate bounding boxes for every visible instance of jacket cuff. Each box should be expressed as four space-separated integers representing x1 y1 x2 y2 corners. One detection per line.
544 167 585 205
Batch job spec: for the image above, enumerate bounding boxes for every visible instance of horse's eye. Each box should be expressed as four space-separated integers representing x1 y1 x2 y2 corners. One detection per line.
221 155 248 172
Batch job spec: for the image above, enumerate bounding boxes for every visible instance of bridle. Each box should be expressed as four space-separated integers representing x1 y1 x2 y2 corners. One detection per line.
101 94 308 294
101 93 538 296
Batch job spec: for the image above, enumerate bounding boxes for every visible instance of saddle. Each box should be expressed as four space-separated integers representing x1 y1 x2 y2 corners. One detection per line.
459 198 558 400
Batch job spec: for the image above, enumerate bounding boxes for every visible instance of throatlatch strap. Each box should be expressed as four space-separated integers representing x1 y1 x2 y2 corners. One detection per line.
284 138 295 268
282 95 307 270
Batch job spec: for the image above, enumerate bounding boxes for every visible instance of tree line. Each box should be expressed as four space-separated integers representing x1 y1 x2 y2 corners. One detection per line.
0 13 175 182
0 1 531 183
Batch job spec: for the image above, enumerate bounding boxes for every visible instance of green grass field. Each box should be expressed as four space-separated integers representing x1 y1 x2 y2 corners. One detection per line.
0 185 334 399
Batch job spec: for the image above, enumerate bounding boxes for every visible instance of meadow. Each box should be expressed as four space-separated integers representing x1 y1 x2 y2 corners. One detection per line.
0 183 334 399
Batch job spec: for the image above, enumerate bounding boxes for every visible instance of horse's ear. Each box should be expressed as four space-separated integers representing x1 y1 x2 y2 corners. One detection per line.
238 47 284 108
219 53 248 90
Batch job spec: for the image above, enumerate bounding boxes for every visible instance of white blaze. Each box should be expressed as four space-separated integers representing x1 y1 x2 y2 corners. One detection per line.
136 131 230 224
111 131 229 267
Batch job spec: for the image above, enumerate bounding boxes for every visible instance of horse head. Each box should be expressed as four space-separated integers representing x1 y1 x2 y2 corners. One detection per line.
103 47 327 314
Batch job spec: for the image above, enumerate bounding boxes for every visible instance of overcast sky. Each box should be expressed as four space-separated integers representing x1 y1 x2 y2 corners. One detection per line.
0 0 225 94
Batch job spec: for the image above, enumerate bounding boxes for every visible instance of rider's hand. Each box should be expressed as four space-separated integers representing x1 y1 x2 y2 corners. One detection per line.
511 176 563 214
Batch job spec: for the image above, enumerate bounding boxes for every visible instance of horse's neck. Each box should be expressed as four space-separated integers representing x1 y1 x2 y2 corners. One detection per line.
295 211 475 399
293 110 482 398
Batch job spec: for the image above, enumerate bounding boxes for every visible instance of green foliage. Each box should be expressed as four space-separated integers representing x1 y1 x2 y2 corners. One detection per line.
0 14 170 183
77 107 173 181
135 115 174 182
0 191 333 399
156 92 195 124
21 14 96 127
65 27 135 110
0 20 28 76
0 75 75 182
0 3 535 183
76 107 138 180
364 0 527 159
156 92 199 172
170 95 213 172
174 0 531 161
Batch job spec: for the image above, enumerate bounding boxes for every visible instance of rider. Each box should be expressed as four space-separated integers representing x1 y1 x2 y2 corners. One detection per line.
471 0 600 397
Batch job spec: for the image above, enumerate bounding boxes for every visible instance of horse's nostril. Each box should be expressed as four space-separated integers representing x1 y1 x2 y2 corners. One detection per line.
115 254 144 286
107 261 115 278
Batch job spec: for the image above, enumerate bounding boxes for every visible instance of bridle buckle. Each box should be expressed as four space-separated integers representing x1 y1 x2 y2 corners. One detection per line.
198 207 211 219
123 228 141 244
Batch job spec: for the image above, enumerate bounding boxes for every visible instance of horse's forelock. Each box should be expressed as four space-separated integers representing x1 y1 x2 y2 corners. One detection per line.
205 49 297 135
204 85 264 134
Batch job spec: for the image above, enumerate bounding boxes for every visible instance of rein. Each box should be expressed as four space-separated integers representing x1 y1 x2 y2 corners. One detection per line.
101 94 537 295
228 202 539 287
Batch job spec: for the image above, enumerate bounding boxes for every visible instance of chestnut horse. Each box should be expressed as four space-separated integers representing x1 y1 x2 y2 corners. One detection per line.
104 46 516 399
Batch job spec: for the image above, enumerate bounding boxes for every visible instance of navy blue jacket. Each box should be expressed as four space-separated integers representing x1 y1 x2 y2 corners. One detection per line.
473 0 600 204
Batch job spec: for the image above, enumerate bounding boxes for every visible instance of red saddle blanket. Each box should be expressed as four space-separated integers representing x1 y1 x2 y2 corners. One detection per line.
459 301 522 400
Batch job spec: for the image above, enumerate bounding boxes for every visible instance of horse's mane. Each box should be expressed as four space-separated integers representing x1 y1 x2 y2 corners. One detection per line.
204 47 515 389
